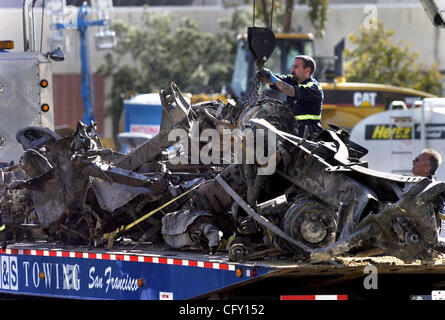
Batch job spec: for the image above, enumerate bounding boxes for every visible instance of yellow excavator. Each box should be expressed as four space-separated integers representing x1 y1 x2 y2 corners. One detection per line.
191 32 436 130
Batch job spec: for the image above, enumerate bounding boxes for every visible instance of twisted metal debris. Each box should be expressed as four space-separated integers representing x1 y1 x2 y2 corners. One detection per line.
0 82 443 264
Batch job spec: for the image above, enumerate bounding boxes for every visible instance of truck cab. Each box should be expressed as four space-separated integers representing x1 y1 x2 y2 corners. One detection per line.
0 40 55 164
230 33 316 99
229 32 435 131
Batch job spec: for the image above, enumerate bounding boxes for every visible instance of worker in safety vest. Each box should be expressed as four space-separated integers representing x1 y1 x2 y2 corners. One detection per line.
258 55 323 137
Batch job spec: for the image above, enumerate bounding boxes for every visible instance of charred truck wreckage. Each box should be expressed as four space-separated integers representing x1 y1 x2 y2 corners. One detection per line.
0 27 444 266
0 79 443 265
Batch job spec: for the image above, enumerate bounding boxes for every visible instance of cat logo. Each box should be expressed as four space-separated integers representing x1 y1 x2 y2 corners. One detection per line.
353 92 378 107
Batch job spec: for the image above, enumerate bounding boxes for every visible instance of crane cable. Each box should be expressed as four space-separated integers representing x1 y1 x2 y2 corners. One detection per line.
252 0 275 30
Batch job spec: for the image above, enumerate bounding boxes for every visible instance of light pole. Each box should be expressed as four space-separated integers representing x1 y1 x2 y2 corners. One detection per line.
48 0 116 126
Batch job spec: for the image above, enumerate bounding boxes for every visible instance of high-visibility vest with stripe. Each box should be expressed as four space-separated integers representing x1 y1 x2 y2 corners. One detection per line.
294 114 321 120
297 81 323 91
272 75 323 121
294 81 323 121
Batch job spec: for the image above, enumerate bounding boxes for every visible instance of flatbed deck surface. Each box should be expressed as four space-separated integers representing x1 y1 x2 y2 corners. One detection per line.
2 241 445 300
5 241 445 276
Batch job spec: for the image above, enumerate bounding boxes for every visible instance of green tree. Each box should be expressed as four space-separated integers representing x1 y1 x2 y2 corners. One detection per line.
97 10 250 141
344 20 443 96
98 3 330 142
223 0 329 36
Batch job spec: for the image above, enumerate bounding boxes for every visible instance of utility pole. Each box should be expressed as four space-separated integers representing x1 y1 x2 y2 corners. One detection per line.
48 0 116 126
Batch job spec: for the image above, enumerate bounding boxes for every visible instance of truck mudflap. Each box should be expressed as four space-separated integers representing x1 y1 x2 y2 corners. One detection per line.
0 246 273 300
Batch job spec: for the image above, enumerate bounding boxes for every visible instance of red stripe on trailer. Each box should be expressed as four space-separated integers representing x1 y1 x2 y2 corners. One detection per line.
129 255 139 262
49 251 58 257
1 247 237 272
219 264 229 270
188 260 198 267
281 295 315 300
173 259 182 265
280 295 348 300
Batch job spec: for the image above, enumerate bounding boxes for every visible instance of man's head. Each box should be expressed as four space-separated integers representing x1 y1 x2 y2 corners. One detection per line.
412 148 442 177
291 55 316 83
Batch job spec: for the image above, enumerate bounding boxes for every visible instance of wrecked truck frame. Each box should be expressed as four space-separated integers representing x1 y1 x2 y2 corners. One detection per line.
4 82 212 249
1 81 444 265
217 117 443 263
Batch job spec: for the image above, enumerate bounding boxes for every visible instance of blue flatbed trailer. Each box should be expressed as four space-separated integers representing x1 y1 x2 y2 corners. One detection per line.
2 241 445 300
0 242 278 300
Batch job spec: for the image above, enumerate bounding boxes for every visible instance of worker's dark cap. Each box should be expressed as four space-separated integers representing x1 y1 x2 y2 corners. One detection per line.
295 55 316 75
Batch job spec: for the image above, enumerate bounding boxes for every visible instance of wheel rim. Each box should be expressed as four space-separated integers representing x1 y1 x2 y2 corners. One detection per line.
283 199 337 248
300 217 328 244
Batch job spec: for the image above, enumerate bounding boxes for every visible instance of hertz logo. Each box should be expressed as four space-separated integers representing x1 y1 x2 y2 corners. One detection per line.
365 125 414 140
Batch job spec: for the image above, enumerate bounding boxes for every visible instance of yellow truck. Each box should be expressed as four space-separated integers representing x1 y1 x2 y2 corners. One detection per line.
192 32 435 130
